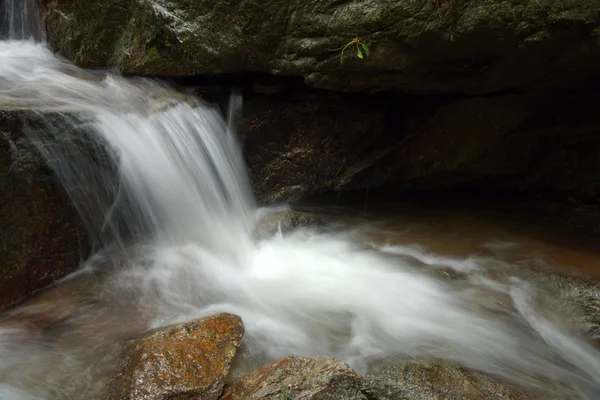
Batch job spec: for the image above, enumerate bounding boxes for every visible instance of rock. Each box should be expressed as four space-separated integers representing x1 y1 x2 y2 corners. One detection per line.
517 269 600 342
391 95 528 184
241 83 600 219
105 313 244 400
253 210 327 240
220 355 375 400
242 94 391 203
0 109 89 310
367 363 534 400
44 0 600 95
0 276 86 330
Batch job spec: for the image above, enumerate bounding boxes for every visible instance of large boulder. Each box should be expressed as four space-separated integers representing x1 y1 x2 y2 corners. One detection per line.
105 313 244 400
0 110 88 310
220 355 375 400
44 0 600 94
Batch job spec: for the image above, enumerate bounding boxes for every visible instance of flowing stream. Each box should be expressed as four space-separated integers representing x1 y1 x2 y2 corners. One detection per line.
2 3 600 400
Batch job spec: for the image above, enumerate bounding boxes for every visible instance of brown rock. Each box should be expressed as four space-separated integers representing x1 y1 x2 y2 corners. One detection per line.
367 363 535 400
106 313 244 400
220 355 375 400
393 95 528 182
243 95 389 204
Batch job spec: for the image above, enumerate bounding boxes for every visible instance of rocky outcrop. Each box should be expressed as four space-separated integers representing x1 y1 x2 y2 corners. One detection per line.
105 313 244 400
0 110 88 310
44 0 600 95
221 355 375 400
239 82 600 211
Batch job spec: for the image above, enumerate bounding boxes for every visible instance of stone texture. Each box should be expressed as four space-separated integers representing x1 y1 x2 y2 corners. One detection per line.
105 313 244 400
241 92 392 203
44 0 600 95
220 355 375 400
367 363 534 400
0 109 88 310
240 83 600 212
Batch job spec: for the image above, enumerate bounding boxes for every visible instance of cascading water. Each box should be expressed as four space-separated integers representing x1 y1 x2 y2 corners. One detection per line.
0 0 44 41
2 2 600 400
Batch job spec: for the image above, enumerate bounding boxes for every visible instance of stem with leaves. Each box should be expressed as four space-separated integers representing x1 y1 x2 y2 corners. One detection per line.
329 35 370 63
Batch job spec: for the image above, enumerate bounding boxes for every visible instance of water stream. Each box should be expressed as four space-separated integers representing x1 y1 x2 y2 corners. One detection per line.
2 3 600 400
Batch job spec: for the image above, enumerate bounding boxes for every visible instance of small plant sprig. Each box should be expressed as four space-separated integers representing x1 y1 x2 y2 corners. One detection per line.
280 385 290 400
329 35 370 64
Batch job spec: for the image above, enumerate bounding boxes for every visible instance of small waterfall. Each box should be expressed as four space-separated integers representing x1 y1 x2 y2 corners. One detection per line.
0 0 45 41
1 1 600 400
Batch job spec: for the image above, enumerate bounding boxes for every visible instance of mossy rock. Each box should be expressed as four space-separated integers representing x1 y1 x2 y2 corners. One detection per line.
44 0 600 94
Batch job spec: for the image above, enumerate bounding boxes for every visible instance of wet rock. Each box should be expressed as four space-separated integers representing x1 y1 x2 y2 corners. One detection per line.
241 83 600 230
44 0 600 95
0 276 88 330
253 210 327 240
519 270 600 342
391 95 528 184
105 313 244 400
367 363 534 400
0 109 89 310
220 355 375 400
243 95 390 203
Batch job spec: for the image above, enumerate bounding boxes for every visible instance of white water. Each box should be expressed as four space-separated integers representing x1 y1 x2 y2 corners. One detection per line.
2 7 600 400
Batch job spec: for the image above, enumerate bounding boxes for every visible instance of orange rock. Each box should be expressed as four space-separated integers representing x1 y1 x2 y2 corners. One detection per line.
105 313 244 400
221 356 374 400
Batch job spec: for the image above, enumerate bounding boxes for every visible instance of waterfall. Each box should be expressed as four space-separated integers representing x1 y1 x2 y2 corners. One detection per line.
1 1 600 400
0 0 45 41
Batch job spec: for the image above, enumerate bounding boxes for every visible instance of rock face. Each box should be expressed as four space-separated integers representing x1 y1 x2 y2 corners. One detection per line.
240 83 600 210
242 93 391 203
367 363 534 400
221 355 374 400
0 110 88 310
105 313 244 400
44 0 600 94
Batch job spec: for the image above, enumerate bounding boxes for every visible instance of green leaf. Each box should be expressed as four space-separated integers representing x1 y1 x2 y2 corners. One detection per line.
356 47 364 59
361 43 370 57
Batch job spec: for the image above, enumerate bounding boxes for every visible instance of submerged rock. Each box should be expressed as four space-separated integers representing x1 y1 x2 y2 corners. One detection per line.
105 313 244 400
221 355 375 400
0 109 88 310
367 363 534 400
44 0 600 95
253 210 327 240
